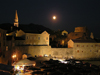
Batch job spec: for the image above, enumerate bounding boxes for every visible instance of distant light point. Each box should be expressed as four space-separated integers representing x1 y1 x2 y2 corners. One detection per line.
53 16 56 20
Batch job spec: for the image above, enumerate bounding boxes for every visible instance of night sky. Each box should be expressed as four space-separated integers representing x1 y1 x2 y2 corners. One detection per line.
0 0 100 38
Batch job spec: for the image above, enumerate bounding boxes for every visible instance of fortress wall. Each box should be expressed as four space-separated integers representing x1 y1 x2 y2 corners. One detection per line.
13 43 100 60
28 46 51 56
73 43 100 60
13 46 52 58
51 48 73 59
14 46 73 59
74 27 87 32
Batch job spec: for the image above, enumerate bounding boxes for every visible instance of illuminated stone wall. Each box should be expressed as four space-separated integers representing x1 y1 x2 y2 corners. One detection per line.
12 42 100 60
68 39 74 48
25 31 49 46
13 46 73 59
51 48 73 59
73 43 100 60
16 30 25 37
68 39 100 60
68 27 90 40
13 46 51 59
74 27 87 32
15 31 50 46
68 32 89 40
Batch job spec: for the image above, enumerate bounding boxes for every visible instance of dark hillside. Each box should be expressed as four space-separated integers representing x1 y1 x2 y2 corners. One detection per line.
0 23 54 34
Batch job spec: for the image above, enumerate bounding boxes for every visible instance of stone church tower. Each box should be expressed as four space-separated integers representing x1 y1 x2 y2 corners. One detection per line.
14 10 19 27
90 32 94 39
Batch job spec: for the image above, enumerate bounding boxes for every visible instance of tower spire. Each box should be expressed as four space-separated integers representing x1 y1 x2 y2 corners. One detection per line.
15 10 18 19
14 10 19 27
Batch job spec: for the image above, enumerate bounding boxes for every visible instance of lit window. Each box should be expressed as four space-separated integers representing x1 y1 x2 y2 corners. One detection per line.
6 46 8 51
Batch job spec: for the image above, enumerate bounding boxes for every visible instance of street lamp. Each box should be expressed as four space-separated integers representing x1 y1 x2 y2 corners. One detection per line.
12 55 16 59
12 54 16 63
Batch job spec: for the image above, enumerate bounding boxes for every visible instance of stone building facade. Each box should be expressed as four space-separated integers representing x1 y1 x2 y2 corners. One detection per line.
68 39 100 60
0 28 11 64
68 27 90 40
14 30 50 46
12 40 100 60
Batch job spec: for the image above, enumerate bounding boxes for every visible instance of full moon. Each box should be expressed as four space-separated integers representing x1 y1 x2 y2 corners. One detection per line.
53 16 56 20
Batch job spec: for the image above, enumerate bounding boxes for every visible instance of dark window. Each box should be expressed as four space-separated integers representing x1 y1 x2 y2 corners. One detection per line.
46 37 48 40
3 54 5 58
27 36 28 39
95 44 97 46
75 34 78 36
3 33 5 40
0 33 1 37
82 45 84 47
95 50 98 52
91 45 93 47
87 45 88 47
3 42 5 46
63 33 67 36
38 37 40 40
84 33 86 36
77 45 80 47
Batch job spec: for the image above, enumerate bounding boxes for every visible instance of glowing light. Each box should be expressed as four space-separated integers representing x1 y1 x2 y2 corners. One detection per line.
6 34 9 36
33 64 36 66
12 55 16 58
53 16 56 20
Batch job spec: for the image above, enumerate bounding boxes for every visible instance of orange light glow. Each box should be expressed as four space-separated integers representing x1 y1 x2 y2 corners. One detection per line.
53 16 56 20
12 55 16 58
